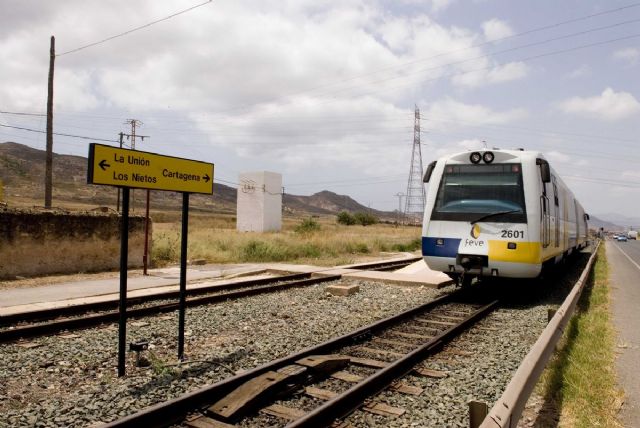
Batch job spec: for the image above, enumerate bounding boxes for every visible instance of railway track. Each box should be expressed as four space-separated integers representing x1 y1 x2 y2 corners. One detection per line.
0 257 421 343
103 287 498 428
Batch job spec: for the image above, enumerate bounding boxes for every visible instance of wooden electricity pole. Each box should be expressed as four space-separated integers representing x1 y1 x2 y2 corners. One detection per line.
45 36 55 208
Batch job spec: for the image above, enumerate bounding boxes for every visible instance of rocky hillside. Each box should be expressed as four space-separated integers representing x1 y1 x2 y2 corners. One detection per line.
0 142 395 218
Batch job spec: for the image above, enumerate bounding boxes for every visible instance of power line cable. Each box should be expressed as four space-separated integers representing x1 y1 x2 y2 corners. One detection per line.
0 110 47 117
57 0 213 57
420 116 638 145
314 32 640 105
0 123 118 143
200 2 640 116
563 175 640 188
311 19 640 101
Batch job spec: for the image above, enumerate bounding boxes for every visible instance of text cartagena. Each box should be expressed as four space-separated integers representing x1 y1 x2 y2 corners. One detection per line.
163 169 201 182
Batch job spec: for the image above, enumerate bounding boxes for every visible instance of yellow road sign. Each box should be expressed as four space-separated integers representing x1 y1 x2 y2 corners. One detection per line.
88 144 214 194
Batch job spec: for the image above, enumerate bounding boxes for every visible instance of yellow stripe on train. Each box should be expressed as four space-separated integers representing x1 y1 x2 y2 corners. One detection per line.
488 241 542 264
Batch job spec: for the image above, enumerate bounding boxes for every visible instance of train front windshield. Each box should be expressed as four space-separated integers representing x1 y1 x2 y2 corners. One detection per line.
431 163 527 223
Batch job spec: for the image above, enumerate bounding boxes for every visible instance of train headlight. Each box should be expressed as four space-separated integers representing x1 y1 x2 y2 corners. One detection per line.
469 152 482 164
483 151 495 163
436 238 444 246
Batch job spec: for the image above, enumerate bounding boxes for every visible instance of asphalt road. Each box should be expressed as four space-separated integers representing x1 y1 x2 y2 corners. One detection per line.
607 238 640 427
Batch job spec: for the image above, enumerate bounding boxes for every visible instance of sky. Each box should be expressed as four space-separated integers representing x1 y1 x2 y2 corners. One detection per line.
0 0 639 221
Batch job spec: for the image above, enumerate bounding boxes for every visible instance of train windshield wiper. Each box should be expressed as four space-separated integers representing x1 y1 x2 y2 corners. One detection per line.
470 209 522 224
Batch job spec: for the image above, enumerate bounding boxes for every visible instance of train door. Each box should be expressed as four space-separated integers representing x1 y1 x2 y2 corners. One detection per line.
538 159 551 248
574 199 580 248
552 176 560 247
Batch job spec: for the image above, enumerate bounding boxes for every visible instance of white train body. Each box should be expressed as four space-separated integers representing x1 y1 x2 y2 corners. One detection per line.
421 150 589 280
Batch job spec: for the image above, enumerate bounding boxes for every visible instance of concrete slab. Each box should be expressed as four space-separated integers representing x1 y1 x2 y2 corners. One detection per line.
343 259 453 288
0 264 266 308
0 272 275 317
326 284 360 296
342 270 453 289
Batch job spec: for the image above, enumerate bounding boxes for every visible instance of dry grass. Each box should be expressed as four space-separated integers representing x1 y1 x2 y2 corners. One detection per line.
539 245 623 427
150 214 422 267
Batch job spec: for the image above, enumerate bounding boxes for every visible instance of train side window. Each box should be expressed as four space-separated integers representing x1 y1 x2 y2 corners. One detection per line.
536 158 550 195
552 177 559 206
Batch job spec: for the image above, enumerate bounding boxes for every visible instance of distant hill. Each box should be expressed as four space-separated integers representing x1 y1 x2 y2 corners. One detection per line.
0 142 395 219
592 213 640 231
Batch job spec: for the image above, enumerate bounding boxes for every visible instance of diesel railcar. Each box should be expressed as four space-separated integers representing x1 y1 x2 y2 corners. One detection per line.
421 149 589 285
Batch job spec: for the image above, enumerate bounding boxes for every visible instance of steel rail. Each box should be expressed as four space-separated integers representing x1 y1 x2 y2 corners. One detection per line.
0 272 312 325
0 275 341 343
287 299 499 427
1 257 419 326
480 241 600 428
102 289 466 428
340 256 422 270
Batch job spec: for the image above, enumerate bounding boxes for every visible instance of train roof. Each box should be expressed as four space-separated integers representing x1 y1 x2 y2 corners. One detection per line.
435 149 545 164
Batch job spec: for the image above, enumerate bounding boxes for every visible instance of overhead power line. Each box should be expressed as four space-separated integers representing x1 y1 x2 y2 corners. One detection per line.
201 2 640 116
0 110 46 117
57 0 213 57
0 123 118 143
311 19 640 102
564 175 640 188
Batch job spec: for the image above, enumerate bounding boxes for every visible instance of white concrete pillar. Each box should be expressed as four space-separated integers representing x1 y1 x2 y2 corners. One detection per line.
237 171 282 232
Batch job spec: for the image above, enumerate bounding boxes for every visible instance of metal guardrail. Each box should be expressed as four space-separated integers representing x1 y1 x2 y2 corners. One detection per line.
480 241 601 428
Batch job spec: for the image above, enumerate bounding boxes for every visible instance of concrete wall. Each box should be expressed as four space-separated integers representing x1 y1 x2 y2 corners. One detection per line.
0 208 148 279
237 171 282 232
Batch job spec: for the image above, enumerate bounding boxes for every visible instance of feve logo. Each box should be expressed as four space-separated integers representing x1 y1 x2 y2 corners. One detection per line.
470 224 481 239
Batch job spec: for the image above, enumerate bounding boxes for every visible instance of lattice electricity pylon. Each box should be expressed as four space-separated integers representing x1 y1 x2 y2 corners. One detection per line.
404 105 426 224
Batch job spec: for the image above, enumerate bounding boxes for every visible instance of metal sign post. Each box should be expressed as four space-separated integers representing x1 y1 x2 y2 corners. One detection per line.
87 144 213 376
117 188 130 377
178 193 189 360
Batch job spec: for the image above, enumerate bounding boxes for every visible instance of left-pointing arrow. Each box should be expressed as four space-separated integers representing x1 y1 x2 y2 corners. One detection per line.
99 159 111 171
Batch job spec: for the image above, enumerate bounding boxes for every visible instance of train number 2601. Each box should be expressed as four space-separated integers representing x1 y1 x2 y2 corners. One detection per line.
501 230 524 239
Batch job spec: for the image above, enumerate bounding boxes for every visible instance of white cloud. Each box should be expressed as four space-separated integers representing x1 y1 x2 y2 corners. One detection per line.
566 65 590 79
433 139 483 158
612 48 639 66
481 18 514 41
557 88 640 121
424 98 527 130
431 0 456 12
622 170 640 180
545 150 570 163
451 61 529 88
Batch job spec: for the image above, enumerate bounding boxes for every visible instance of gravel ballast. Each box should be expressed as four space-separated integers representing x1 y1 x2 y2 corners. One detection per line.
0 279 446 427
0 252 589 427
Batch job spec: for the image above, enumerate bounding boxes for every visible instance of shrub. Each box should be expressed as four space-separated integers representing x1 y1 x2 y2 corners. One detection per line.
239 240 291 262
346 242 370 254
336 211 356 225
299 243 322 258
295 217 321 233
151 233 179 264
391 238 422 252
353 212 378 226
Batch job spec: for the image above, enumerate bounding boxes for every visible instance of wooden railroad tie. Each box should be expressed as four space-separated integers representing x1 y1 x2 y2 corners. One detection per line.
413 367 448 378
363 402 406 417
206 355 349 422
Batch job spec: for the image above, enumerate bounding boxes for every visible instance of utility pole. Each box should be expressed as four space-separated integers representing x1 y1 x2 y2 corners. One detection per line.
123 119 149 212
123 119 150 274
44 36 55 208
394 192 405 226
404 105 426 224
